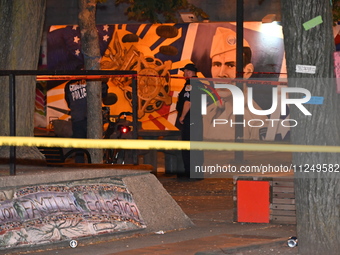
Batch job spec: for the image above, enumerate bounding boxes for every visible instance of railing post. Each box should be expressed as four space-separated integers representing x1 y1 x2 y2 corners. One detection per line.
131 74 138 164
235 0 244 162
9 73 16 175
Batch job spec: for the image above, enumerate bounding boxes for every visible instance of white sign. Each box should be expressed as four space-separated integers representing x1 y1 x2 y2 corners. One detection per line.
296 64 316 74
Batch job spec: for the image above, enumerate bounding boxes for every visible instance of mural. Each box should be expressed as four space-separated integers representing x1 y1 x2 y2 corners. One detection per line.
36 22 340 140
0 180 145 249
100 27 174 119
40 22 340 140
34 82 47 128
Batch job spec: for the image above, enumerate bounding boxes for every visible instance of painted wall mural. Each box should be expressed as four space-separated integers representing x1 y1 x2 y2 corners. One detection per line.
0 179 145 249
45 23 189 132
43 22 289 140
40 22 340 140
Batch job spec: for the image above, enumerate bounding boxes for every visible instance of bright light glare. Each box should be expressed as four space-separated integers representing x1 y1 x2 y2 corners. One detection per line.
260 22 283 38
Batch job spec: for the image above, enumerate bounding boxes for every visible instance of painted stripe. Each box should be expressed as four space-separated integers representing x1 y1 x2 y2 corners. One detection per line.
180 23 199 62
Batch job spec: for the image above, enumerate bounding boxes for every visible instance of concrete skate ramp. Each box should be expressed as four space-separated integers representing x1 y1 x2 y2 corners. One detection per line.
0 166 193 250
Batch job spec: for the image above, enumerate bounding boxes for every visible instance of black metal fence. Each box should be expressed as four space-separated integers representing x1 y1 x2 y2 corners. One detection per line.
0 70 138 175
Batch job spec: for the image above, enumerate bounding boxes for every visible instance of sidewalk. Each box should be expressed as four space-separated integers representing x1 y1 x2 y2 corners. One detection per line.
4 170 298 255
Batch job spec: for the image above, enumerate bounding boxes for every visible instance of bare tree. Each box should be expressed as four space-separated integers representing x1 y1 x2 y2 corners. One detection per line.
78 0 103 163
281 0 340 254
0 0 46 163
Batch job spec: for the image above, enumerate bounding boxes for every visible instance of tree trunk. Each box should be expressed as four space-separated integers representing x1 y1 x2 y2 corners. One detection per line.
281 1 340 254
78 0 103 163
0 0 46 162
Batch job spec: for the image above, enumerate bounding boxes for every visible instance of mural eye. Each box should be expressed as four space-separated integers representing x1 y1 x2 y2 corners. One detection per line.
212 62 221 67
226 63 236 68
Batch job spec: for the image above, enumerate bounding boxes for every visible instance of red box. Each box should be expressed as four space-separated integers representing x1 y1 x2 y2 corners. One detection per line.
237 180 270 223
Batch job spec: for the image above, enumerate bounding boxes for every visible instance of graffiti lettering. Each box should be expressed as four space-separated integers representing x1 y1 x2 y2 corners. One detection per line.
0 183 145 249
1 189 142 224
0 205 20 222
83 192 141 221
0 192 81 223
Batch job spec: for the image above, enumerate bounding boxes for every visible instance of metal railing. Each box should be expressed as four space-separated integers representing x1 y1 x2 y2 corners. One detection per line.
0 70 138 175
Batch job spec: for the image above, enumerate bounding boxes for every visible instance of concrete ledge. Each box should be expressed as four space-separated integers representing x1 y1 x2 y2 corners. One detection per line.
0 165 192 250
123 173 194 232
0 164 152 188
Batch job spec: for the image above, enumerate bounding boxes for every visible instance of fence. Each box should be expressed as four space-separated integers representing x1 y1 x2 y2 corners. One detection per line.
0 70 137 175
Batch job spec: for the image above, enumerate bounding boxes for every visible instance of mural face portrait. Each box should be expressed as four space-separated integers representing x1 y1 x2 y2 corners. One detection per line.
210 27 254 99
211 49 237 79
201 26 268 141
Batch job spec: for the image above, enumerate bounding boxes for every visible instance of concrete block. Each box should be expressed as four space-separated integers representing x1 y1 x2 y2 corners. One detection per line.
122 173 194 232
0 167 193 250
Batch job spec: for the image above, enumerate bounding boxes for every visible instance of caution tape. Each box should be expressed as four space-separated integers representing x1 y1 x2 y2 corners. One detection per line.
1 136 340 153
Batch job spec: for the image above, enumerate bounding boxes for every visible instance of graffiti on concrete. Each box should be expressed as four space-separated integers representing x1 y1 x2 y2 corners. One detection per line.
0 182 145 248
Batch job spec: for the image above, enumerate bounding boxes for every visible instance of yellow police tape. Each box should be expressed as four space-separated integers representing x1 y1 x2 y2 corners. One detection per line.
1 136 340 153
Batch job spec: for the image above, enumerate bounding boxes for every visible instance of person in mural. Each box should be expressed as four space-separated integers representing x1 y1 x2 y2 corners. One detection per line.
64 78 108 163
203 27 267 141
176 63 207 179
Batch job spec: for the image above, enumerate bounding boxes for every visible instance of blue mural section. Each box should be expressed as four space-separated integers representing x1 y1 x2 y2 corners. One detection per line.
47 24 114 71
